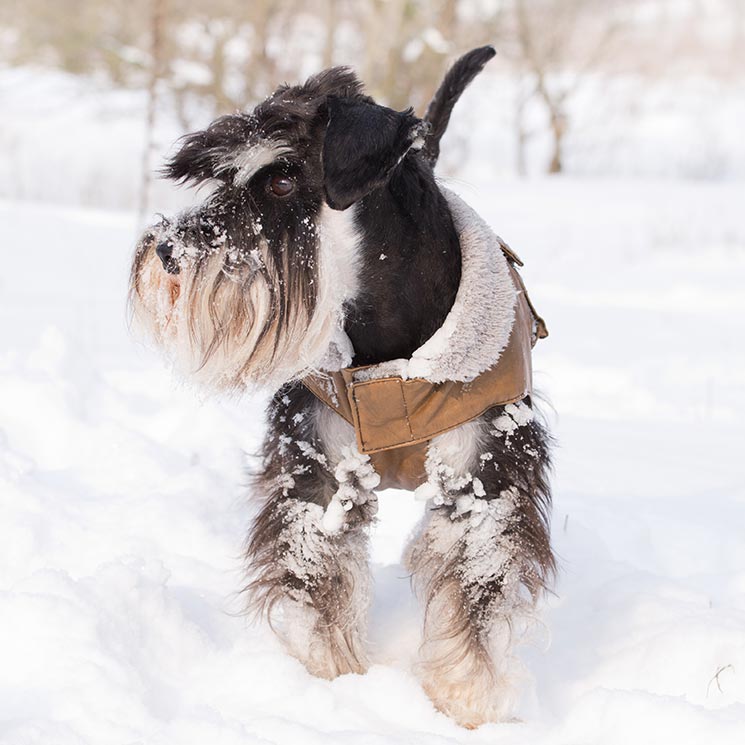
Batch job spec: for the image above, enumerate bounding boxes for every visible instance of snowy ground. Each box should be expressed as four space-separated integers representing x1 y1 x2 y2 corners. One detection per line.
1 176 745 744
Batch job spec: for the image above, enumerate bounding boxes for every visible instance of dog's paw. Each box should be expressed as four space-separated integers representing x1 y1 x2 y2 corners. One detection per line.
282 602 369 679
417 640 521 729
421 670 517 728
303 632 369 680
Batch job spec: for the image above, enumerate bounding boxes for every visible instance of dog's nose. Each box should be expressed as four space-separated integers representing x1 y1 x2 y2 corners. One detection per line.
156 242 179 275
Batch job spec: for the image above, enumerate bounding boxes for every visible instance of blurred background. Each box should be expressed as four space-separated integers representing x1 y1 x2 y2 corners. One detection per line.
1 3 744 744
1 0 744 211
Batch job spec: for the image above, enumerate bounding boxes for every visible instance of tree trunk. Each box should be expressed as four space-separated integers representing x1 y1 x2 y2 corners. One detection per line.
138 0 166 225
514 78 532 178
547 108 566 174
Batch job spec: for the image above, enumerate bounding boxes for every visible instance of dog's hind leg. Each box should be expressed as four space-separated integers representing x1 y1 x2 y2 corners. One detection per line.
405 405 555 727
245 384 377 679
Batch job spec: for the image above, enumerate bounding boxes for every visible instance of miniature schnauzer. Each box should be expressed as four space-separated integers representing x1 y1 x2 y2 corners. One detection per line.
129 46 554 728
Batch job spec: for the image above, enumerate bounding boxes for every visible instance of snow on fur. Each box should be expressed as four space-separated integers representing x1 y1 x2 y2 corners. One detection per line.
322 446 381 533
491 401 535 438
415 441 489 519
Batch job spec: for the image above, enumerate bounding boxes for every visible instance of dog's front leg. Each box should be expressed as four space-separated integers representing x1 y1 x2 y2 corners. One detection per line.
245 385 377 679
405 406 555 727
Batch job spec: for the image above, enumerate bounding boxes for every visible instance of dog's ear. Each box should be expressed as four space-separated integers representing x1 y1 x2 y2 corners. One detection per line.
322 97 428 210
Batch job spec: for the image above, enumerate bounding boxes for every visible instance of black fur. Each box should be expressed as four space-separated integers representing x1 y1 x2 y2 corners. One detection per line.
423 45 496 165
346 159 462 365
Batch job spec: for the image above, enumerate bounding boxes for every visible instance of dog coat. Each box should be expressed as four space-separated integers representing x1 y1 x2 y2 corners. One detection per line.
303 191 547 491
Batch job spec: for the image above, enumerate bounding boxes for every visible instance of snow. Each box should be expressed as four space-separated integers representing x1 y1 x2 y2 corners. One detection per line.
2 68 745 742
0 67 186 212
2 175 743 743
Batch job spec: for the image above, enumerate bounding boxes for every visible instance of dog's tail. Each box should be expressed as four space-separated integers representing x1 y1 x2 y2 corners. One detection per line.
422 45 496 166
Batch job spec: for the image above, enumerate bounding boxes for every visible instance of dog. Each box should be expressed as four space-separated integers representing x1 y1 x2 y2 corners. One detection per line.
129 46 555 728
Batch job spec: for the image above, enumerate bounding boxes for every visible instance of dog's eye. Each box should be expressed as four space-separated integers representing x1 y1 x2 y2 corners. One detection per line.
268 175 295 197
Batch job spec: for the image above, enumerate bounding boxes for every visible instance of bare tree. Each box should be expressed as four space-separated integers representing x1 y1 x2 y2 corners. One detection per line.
513 76 535 177
510 0 622 173
139 0 166 222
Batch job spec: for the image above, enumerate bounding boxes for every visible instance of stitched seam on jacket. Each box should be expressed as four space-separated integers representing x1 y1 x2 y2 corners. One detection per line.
398 379 414 442
349 385 368 451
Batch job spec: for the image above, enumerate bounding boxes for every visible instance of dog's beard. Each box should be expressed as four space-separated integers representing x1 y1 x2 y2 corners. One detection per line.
129 206 358 391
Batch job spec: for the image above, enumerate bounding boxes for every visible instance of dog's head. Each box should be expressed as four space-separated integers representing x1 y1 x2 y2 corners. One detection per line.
129 67 428 391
